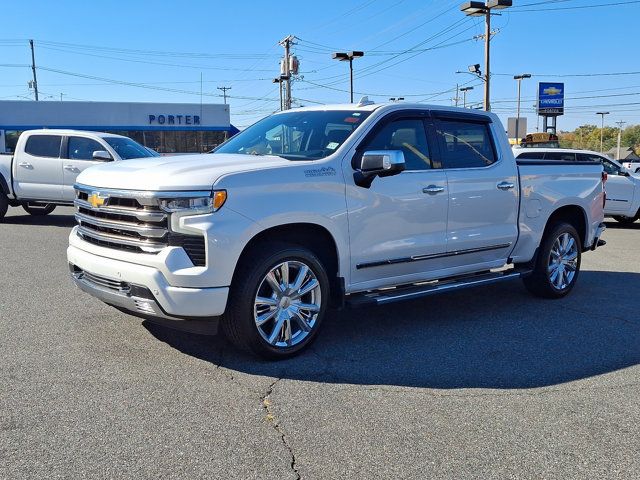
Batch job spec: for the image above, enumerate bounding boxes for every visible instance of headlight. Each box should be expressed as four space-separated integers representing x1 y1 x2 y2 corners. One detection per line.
159 190 227 214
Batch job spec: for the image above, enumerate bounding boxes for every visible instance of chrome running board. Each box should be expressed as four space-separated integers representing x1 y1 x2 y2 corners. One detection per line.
346 269 532 307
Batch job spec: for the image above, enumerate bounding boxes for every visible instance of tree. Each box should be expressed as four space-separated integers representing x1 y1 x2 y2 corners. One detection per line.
558 124 637 153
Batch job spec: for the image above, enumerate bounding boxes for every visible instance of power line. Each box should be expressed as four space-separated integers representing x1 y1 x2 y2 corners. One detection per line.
510 0 640 12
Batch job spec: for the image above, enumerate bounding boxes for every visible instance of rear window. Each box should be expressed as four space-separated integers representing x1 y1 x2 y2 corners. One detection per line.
435 119 496 168
544 151 576 161
24 135 62 158
515 151 544 160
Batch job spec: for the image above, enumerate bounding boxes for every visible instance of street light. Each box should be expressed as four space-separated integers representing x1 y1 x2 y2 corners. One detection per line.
460 0 512 111
273 76 286 111
596 111 610 153
332 51 364 103
460 86 474 108
513 73 531 142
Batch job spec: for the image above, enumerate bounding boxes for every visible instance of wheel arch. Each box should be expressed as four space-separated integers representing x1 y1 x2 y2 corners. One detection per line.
232 222 343 305
543 204 588 249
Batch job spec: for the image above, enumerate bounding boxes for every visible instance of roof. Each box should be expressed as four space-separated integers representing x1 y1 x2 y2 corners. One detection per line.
19 128 128 139
512 146 604 156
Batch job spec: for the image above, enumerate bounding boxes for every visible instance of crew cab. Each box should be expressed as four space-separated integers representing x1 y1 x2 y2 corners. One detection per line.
67 102 606 359
0 129 155 219
513 147 640 224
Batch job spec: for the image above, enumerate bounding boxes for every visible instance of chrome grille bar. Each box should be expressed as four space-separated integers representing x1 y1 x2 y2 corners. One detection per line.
74 199 167 222
75 212 167 238
77 226 166 252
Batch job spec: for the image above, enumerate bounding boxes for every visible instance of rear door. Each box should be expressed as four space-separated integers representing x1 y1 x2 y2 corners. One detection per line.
62 136 112 201
13 134 64 201
432 113 519 269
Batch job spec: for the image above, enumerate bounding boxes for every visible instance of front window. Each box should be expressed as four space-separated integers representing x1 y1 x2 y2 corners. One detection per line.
214 110 371 161
104 137 155 160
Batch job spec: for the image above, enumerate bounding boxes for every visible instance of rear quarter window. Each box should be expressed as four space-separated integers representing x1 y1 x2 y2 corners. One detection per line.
24 135 62 158
515 151 545 160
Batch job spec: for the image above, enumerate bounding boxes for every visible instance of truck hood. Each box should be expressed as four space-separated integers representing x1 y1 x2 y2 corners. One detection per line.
75 153 293 191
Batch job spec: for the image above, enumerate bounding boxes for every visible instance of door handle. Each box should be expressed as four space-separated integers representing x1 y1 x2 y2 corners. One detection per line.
64 165 80 172
422 185 445 194
18 162 33 169
497 181 515 191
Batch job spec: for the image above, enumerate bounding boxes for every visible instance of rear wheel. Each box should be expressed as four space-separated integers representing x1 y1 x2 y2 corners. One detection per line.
22 203 56 216
222 243 330 359
523 222 582 299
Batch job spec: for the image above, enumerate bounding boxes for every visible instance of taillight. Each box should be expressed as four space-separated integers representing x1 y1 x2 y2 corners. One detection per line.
602 172 607 208
602 171 607 185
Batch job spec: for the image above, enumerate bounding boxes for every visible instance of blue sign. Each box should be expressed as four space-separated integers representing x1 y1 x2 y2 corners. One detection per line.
538 82 564 116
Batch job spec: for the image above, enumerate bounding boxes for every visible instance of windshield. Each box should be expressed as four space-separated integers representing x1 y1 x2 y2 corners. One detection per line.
214 110 372 160
105 137 155 160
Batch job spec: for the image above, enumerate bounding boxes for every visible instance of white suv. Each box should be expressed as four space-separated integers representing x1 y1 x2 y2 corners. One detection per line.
514 148 640 224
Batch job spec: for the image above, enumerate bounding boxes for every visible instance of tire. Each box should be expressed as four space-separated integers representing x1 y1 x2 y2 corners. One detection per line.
221 242 330 360
522 222 582 299
0 194 8 222
612 215 638 225
22 203 56 216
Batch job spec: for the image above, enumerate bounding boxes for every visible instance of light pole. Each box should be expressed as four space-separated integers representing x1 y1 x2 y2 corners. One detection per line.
460 1 512 111
332 51 364 103
460 86 474 108
596 111 609 153
272 77 284 111
615 120 626 160
514 74 531 142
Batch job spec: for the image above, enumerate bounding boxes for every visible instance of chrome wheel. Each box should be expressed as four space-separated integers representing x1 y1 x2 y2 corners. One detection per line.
547 232 578 290
254 261 322 348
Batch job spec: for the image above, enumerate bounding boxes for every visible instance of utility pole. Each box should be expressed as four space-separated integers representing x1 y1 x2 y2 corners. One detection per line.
596 111 609 154
454 84 460 107
217 86 231 104
279 35 295 110
615 120 626 160
29 39 39 101
460 1 512 111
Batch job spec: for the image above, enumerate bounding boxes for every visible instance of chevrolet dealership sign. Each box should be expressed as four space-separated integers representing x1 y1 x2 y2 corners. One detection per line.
537 82 564 116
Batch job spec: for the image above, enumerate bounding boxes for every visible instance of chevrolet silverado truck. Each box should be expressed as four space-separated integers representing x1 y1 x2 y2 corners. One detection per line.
67 102 606 359
514 147 640 224
0 129 155 220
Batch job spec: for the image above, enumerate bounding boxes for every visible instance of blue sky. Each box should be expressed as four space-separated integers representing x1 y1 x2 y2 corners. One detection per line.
1 0 639 130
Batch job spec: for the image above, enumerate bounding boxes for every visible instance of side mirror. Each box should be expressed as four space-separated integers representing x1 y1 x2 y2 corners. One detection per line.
354 150 406 188
620 167 630 176
92 150 113 161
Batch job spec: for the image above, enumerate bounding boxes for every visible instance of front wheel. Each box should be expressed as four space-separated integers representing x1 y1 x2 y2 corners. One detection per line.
222 243 330 359
22 203 56 216
523 222 582 299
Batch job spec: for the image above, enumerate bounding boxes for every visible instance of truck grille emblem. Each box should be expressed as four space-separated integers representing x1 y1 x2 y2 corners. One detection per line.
88 193 107 208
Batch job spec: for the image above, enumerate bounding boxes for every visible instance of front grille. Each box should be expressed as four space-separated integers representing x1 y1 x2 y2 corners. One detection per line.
74 188 168 254
74 185 207 266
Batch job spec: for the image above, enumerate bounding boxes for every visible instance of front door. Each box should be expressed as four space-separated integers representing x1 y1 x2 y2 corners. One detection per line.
432 114 519 269
13 134 64 201
344 113 449 291
62 136 111 201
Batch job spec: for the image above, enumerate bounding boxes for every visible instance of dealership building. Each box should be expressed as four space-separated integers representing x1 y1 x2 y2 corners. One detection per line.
0 100 238 154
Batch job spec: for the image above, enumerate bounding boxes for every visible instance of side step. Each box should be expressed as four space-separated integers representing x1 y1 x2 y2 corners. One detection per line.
346 269 532 308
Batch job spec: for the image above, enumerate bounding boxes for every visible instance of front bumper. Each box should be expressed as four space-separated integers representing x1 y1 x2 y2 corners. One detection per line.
68 244 229 321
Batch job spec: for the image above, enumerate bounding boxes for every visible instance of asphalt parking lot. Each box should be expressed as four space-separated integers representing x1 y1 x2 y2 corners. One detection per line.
1 206 639 479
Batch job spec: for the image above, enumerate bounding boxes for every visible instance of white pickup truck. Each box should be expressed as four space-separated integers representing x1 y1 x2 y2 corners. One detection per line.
67 102 606 359
0 129 156 219
514 147 640 224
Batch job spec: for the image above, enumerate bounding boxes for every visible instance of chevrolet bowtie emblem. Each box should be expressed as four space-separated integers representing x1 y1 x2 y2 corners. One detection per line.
87 193 107 208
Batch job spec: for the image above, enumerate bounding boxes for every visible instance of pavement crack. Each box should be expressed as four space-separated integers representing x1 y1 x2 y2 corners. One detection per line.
261 378 300 480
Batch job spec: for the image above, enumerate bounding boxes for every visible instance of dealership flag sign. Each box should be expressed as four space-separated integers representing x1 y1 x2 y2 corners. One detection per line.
537 82 564 116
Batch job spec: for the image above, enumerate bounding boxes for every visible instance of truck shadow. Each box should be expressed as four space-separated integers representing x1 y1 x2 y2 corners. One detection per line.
144 270 640 390
1 213 76 228
604 220 640 230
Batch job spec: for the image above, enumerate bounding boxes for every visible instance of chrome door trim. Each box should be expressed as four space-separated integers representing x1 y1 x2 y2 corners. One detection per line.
356 242 512 270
